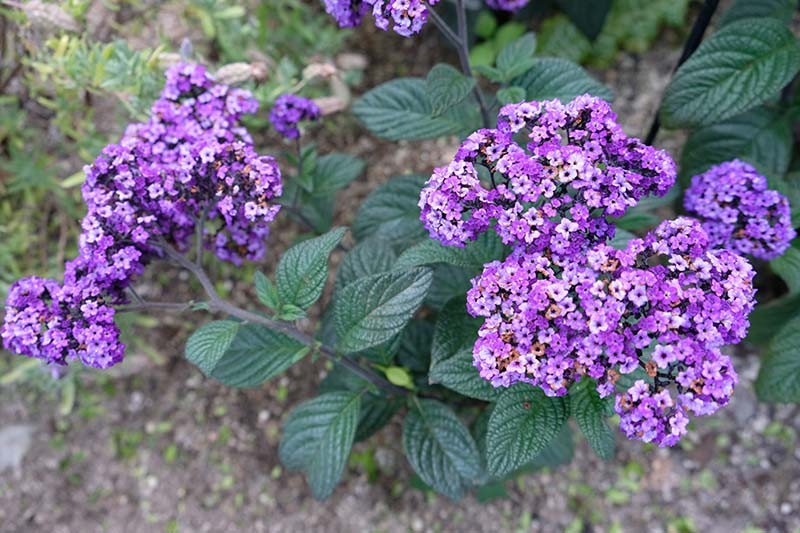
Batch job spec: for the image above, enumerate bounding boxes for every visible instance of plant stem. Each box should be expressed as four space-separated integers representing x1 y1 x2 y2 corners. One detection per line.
644 0 720 145
155 240 408 396
117 301 195 313
430 0 491 128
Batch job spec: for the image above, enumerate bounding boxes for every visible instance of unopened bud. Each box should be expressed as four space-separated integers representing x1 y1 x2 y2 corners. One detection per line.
214 62 256 85
313 96 348 116
302 63 338 82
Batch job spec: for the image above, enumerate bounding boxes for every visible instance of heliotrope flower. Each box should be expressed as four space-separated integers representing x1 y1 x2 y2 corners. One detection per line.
485 0 530 11
2 63 283 369
323 0 441 37
269 94 321 140
466 217 755 446
684 160 796 260
419 95 676 258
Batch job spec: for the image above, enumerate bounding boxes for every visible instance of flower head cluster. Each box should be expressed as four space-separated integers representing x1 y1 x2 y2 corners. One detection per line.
466 217 755 446
684 160 796 260
2 63 282 369
419 95 676 259
269 94 321 140
485 0 530 11
323 0 440 37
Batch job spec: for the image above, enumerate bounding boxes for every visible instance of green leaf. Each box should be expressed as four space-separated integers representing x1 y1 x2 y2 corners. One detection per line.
395 231 508 271
473 64 505 83
209 324 310 388
429 299 500 401
430 347 502 402
254 271 279 310
610 229 635 250
747 294 800 345
426 63 476 116
755 314 800 403
770 172 800 227
336 237 397 291
353 78 463 140
511 58 613 103
425 265 473 311
496 33 537 81
184 320 240 375
570 380 616 460
475 10 498 39
525 424 575 470
278 391 361 500
312 154 365 196
398 319 434 372
536 14 591 64
352 174 428 247
496 86 527 105
318 365 403 441
556 0 612 41
335 267 433 353
486 385 569 477
402 399 482 500
720 0 795 27
679 107 793 183
431 298 482 364
613 209 659 232
771 241 800 295
660 18 800 129
385 366 414 389
276 228 346 310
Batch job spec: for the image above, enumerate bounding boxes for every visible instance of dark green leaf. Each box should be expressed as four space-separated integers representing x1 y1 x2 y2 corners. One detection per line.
210 324 310 388
660 18 800 128
496 33 537 81
254 271 279 310
747 294 800 345
402 399 482 500
430 347 502 402
335 267 433 353
524 424 575 470
398 319 434 372
771 241 800 295
610 229 635 250
352 174 428 248
496 86 527 105
336 237 397 291
570 380 616 460
512 58 613 102
426 63 476 116
720 0 795 27
278 391 361 500
556 0 613 40
486 385 569 477
317 365 402 441
755 314 800 403
395 231 508 271
679 107 793 183
353 78 463 140
276 227 346 310
184 320 240 375
425 265 473 311
312 154 365 196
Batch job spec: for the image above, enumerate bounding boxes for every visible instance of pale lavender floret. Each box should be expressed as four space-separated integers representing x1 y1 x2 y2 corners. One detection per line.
485 0 530 11
3 63 283 369
684 160 796 260
269 94 321 140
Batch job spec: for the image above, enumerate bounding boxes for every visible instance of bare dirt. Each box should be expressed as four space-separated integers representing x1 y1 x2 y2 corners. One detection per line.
2 11 800 533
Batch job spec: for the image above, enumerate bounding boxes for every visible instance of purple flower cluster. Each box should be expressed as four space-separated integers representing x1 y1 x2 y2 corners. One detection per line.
466 217 755 446
269 94 321 140
2 63 282 369
485 0 530 11
419 96 676 257
323 0 440 37
684 160 796 260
